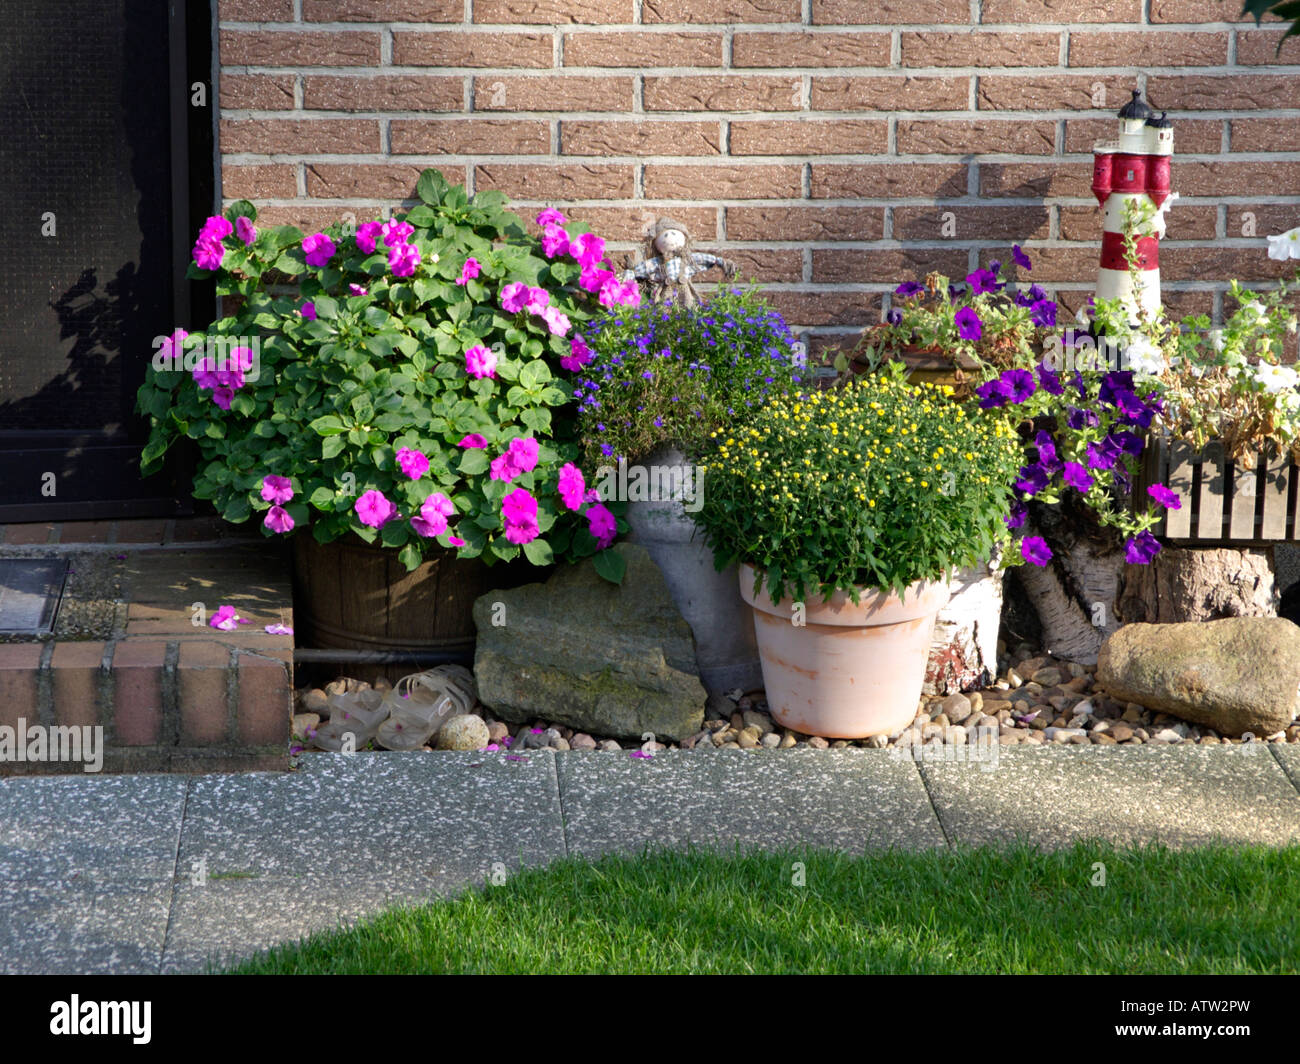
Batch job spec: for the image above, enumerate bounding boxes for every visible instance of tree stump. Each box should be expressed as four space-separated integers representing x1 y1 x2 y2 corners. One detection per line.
1116 545 1277 624
925 559 1003 695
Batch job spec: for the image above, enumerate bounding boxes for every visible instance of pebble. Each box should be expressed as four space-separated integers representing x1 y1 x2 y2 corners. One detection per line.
437 714 490 751
1032 667 1062 688
301 689 328 714
487 721 510 742
1044 727 1087 741
780 731 798 749
866 734 889 749
570 733 597 750
742 710 774 734
1110 724 1135 742
939 693 972 724
761 732 782 748
808 736 830 749
1152 728 1184 744
291 713 320 739
598 740 622 752
738 729 760 749
1092 733 1117 745
551 737 571 751
1072 699 1094 717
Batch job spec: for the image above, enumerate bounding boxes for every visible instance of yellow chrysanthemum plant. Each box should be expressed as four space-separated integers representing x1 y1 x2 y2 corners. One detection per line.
695 361 1023 605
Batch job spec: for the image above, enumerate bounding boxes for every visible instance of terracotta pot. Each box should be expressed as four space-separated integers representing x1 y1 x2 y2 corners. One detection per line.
852 344 980 393
738 564 951 739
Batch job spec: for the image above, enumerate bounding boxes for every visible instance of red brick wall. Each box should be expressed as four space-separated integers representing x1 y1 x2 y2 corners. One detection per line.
216 0 1300 352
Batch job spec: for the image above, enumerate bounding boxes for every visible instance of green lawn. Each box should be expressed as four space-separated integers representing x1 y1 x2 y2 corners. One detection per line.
225 843 1300 974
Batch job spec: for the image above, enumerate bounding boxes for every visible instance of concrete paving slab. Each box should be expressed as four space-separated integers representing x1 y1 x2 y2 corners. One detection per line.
162 873 455 974
177 752 566 881
0 774 188 884
0 877 170 974
1272 745 1300 795
920 745 1300 849
556 748 945 858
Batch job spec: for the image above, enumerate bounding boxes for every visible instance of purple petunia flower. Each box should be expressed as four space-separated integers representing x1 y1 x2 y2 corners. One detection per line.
1066 406 1099 431
966 269 999 295
955 306 982 341
1084 438 1120 472
1063 461 1094 493
1021 536 1052 566
1112 430 1145 457
1035 430 1062 473
1029 299 1057 328
1015 463 1049 497
1012 245 1032 271
1037 362 1064 395
1004 368 1036 403
1125 530 1162 564
1098 371 1135 408
975 379 1011 409
1147 483 1182 510
895 281 925 298
1004 498 1027 530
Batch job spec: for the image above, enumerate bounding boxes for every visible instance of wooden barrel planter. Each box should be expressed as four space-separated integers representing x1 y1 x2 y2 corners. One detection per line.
292 535 543 681
1135 436 1300 544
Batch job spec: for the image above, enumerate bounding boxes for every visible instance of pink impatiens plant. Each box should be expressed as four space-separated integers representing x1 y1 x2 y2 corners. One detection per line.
138 168 636 579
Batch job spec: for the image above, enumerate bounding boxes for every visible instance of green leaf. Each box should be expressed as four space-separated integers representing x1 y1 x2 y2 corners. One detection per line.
309 486 335 510
321 435 346 460
381 520 410 548
405 205 438 227
398 542 423 571
311 415 346 436
593 548 626 585
458 449 489 475
416 169 449 206
227 199 257 221
522 538 554 565
313 295 339 319
519 359 552 390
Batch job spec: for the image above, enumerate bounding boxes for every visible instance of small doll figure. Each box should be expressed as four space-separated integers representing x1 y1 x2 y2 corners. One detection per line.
621 217 738 307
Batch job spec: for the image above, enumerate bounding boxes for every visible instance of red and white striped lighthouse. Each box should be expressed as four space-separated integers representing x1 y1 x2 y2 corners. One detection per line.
1092 89 1175 319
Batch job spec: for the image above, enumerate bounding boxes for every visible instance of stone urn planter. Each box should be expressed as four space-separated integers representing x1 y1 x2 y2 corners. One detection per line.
625 444 762 696
739 563 951 738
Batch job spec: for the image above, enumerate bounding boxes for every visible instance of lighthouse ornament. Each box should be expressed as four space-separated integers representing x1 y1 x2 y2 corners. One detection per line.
1092 89 1176 321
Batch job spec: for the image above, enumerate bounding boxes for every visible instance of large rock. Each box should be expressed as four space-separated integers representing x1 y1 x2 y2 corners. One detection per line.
1096 618 1300 736
472 544 706 741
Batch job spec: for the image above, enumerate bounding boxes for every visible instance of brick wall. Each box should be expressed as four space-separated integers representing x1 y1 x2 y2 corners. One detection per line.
216 0 1300 355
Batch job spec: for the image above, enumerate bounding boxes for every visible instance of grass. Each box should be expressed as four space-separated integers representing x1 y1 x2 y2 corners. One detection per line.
224 842 1300 974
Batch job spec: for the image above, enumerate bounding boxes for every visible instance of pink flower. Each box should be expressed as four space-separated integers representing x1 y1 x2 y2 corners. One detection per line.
579 265 616 294
216 346 254 391
192 357 221 391
569 232 605 269
209 604 248 631
411 492 454 538
389 242 421 278
448 535 466 547
457 257 481 285
541 224 570 258
396 447 430 480
264 505 294 534
381 219 414 248
536 207 566 228
558 463 585 511
465 344 497 379
193 237 224 271
587 503 617 548
541 305 570 337
212 387 235 411
560 335 593 372
600 278 641 309
348 283 369 296
265 623 294 635
356 221 383 254
500 281 528 314
458 433 488 449
501 488 539 545
302 233 336 268
583 487 601 503
524 287 550 315
490 437 540 482
200 215 232 240
300 301 317 321
261 474 293 504
235 216 257 246
355 490 398 529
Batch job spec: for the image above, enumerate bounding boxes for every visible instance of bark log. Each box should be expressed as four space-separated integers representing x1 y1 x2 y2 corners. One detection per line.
1116 545 1277 624
1013 528 1125 666
925 560 1003 695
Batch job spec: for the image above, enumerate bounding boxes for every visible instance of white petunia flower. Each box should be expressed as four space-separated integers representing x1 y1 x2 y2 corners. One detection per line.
1123 336 1165 376
1266 226 1300 261
1256 363 1299 394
